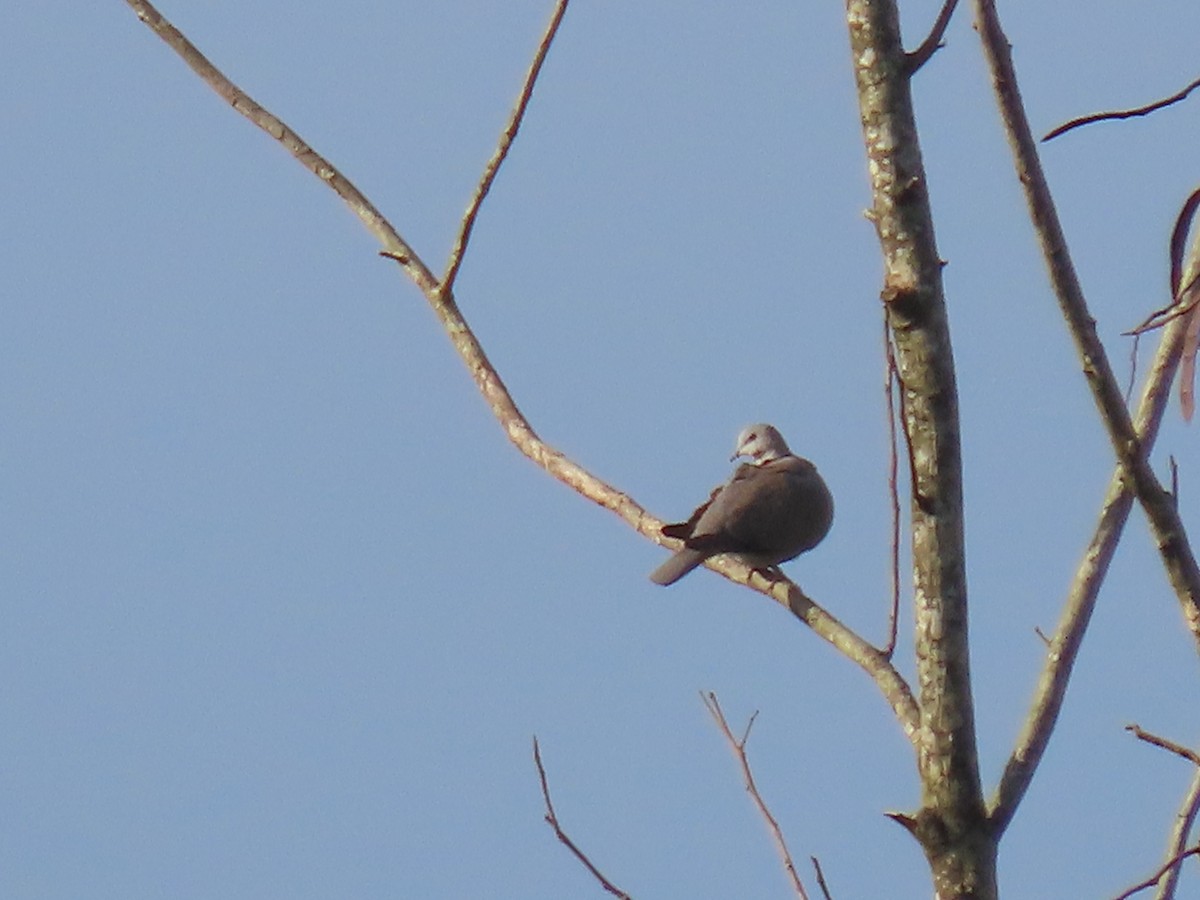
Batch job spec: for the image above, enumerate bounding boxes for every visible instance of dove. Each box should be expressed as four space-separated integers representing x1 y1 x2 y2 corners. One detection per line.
649 424 833 586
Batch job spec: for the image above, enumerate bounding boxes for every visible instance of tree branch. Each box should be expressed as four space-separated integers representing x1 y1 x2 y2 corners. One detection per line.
1112 842 1200 900
977 0 1200 830
533 738 632 899
904 0 960 74
1152 769 1200 900
883 317 902 658
973 1 1200 650
1126 725 1200 768
1043 74 1200 142
702 694 809 900
126 0 923 741
441 0 570 296
989 309 1186 830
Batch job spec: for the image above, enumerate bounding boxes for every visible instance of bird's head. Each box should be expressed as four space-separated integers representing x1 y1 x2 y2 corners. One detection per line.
732 423 791 464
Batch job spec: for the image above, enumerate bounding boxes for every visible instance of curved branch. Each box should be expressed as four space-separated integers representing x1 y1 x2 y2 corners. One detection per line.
702 694 809 900
125 0 921 740
1044 74 1200 142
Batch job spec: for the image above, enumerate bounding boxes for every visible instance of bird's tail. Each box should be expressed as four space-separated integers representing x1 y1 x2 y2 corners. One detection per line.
649 549 705 586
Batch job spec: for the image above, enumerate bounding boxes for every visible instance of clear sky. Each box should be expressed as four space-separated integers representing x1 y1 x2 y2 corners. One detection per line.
4 2 1200 898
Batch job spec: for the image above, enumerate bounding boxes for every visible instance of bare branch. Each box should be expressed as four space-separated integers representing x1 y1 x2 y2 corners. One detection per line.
441 0 571 296
1126 725 1200 767
977 4 1200 827
883 316 902 658
1125 189 1200 338
1044 74 1200 142
904 0 960 74
1112 843 1200 900
124 0 437 294
533 738 632 899
977 0 1200 659
992 290 1199 831
1154 769 1200 900
702 693 809 900
125 0 922 744
810 856 835 900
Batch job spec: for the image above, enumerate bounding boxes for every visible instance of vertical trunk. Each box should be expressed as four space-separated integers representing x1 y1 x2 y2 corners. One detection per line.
844 1 997 896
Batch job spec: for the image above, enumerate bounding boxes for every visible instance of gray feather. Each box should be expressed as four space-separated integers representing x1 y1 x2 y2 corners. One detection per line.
650 424 833 585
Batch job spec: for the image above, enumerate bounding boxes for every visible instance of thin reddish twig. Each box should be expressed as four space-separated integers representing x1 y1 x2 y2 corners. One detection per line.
532 737 632 899
1111 843 1200 900
882 315 902 657
1044 75 1200 142
442 0 571 296
905 0 960 74
702 693 809 900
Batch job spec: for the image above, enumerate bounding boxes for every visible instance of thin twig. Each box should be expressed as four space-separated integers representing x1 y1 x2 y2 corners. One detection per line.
1125 189 1200 337
1126 725 1200 767
441 0 570 296
810 856 835 900
702 693 809 900
532 737 632 899
1112 844 1200 900
1126 333 1141 405
1044 75 1200 142
904 0 960 74
883 315 902 658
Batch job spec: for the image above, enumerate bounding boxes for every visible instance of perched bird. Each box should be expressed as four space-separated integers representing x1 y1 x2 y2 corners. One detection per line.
649 424 833 586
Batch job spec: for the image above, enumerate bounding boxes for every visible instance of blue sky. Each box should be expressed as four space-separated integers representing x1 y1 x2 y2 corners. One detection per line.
4 2 1200 897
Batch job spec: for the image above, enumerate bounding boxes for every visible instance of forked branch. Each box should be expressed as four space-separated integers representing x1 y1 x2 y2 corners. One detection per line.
124 0 921 740
977 0 1200 830
702 693 810 900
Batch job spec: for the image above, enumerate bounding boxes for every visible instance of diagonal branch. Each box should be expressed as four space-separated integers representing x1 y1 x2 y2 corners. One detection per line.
1126 724 1200 768
1152 769 1200 900
978 0 1200 829
702 694 809 900
974 1 1200 647
125 0 920 743
1113 842 1200 900
441 0 570 296
533 738 632 899
990 310 1188 831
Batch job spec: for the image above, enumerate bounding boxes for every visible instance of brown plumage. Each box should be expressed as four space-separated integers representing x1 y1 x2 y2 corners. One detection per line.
649 424 833 586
